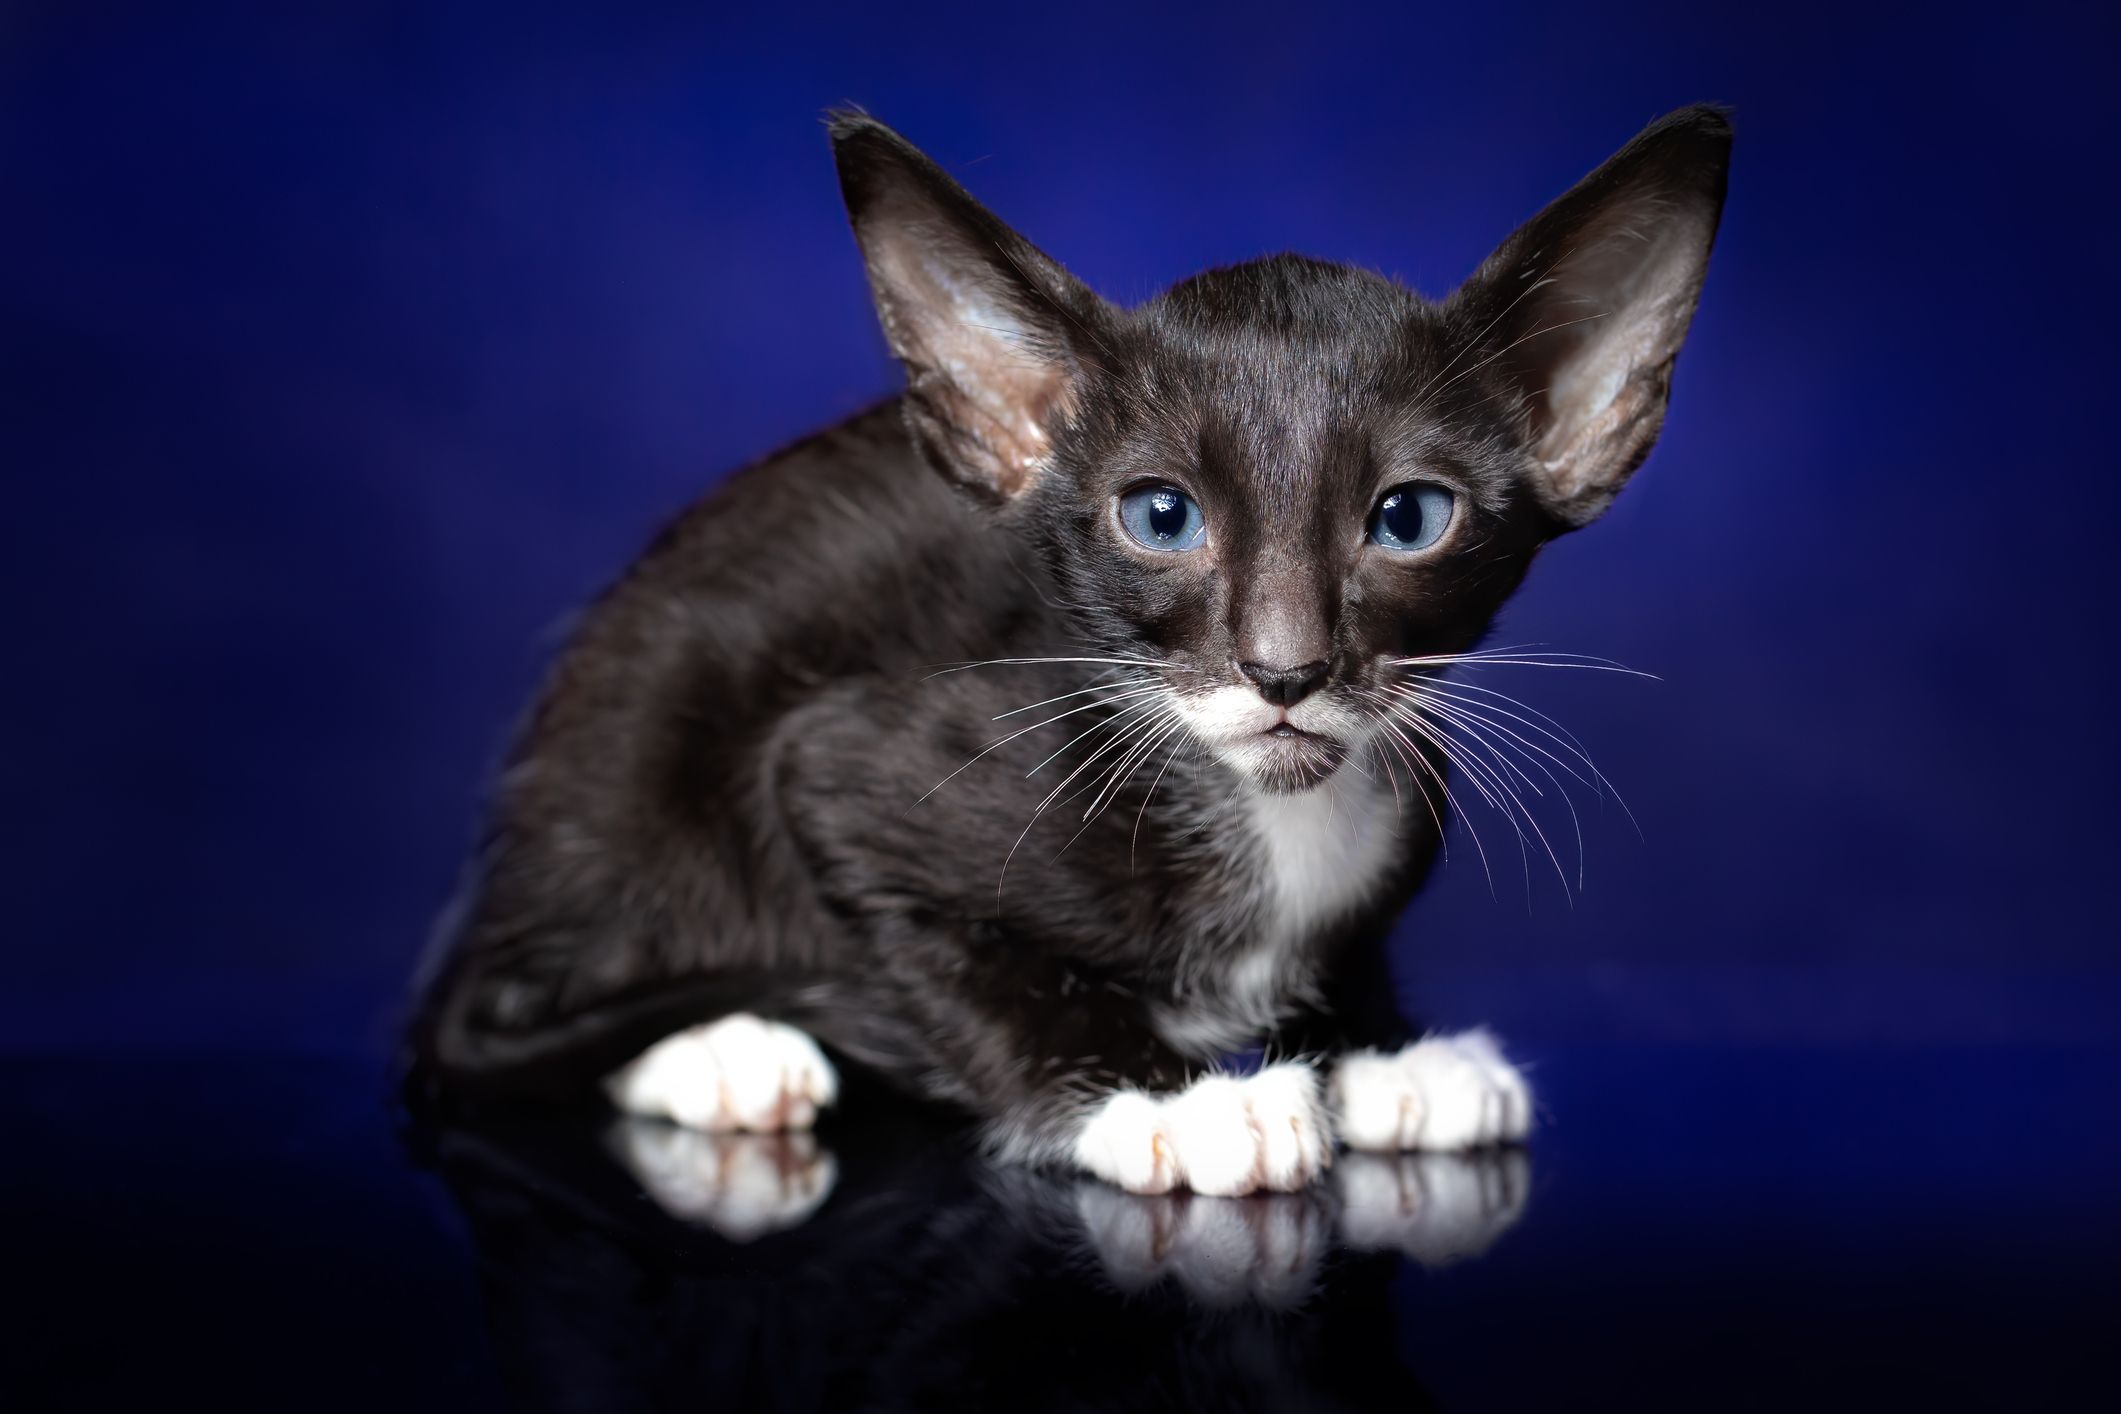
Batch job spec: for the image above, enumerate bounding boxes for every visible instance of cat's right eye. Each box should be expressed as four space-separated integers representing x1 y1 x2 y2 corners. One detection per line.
1117 484 1207 552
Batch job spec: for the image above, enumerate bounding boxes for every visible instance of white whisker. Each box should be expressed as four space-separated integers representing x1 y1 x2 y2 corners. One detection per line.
1360 689 1494 896
924 655 1195 680
1083 712 1186 824
1363 641 1651 894
998 697 1181 907
1025 692 1168 778
1396 672 1641 839
1356 706 1411 832
1401 679 1597 789
1392 649 1657 681
1382 690 1542 900
1387 685 1575 898
1398 686 1586 888
1131 728 1193 870
991 670 1142 720
912 684 1166 809
1054 711 1188 863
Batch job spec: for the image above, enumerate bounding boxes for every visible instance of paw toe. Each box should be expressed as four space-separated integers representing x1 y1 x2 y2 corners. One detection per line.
1076 1090 1179 1194
1083 1065 1330 1196
1330 1032 1533 1152
1164 1074 1262 1196
1331 1050 1421 1151
1245 1063 1332 1189
607 1014 838 1133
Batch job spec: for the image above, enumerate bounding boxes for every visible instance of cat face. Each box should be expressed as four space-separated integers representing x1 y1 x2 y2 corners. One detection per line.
835 110 1728 793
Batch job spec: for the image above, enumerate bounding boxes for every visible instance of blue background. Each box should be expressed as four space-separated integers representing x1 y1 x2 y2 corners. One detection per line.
6 1 2117 1063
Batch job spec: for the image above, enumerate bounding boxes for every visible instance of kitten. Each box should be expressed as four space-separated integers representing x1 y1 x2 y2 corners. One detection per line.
406 107 1729 1194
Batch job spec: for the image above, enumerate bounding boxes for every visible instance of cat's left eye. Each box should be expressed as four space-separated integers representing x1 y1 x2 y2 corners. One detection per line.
1367 483 1455 552
1117 484 1207 552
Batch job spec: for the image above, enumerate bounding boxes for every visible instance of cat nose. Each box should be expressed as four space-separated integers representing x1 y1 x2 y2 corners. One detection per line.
1236 659 1330 708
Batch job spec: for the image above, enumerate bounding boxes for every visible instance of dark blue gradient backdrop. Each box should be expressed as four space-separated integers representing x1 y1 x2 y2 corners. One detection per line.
6 2 2117 1060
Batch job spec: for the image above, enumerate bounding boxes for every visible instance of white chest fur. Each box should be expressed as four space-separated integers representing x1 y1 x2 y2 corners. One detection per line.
1243 768 1403 943
1158 770 1404 1056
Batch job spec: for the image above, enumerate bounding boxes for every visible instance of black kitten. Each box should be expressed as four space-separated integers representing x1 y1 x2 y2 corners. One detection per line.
408 108 1728 1194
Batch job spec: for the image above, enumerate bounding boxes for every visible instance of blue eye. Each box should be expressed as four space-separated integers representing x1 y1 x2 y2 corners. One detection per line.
1368 484 1455 551
1118 484 1206 552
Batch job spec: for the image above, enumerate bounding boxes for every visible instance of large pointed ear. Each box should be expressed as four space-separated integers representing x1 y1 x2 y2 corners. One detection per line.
830 113 1110 503
1452 105 1731 529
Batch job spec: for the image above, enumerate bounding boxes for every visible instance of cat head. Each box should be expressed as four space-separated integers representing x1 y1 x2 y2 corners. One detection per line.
833 109 1728 794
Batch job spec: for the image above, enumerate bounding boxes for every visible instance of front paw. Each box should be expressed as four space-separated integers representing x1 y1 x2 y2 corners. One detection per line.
1073 1062 1333 1196
1330 1030 1532 1151
604 1013 838 1132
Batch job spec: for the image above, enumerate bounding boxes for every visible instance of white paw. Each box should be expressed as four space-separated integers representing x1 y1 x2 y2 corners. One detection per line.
607 1123 837 1241
1334 1150 1530 1266
604 1014 837 1132
1073 1185 1328 1309
1072 1062 1333 1196
1330 1029 1531 1151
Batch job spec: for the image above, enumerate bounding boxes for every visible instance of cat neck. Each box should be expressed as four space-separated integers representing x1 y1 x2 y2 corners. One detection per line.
1148 761 1406 1059
1238 766 1404 946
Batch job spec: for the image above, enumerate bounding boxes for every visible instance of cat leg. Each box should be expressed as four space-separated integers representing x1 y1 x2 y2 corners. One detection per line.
1330 1029 1532 1151
604 1013 839 1132
860 939 1332 1196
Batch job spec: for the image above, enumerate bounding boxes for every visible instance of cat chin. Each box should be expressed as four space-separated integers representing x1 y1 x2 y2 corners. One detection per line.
1233 735 1348 794
1251 763 1340 795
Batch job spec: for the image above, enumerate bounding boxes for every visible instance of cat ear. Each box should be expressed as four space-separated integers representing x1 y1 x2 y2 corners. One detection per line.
830 113 1110 503
1453 105 1731 529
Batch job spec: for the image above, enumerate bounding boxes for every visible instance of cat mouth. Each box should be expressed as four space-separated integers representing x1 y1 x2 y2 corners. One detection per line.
1262 720 1340 751
1167 686 1354 792
1252 723 1347 791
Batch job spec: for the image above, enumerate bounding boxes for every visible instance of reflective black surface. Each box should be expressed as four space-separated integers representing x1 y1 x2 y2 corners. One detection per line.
9 1044 2114 1410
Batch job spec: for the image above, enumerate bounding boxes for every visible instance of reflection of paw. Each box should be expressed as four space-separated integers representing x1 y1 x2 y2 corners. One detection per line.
604 1014 837 1132
1074 1184 1328 1308
1334 1150 1529 1266
607 1123 838 1241
1331 1030 1531 1151
1073 1063 1332 1196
